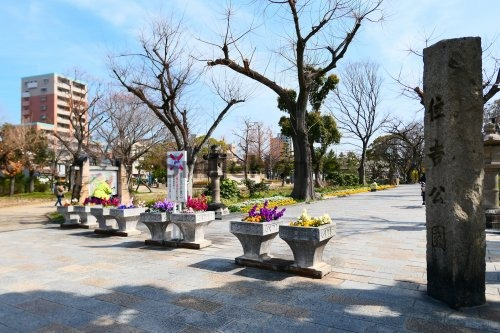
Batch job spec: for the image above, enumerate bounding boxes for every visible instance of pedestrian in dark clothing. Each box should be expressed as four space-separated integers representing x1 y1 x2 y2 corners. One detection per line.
419 174 426 205
54 185 64 206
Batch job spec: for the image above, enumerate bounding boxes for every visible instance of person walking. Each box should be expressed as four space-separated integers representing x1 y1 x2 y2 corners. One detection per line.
419 173 426 205
54 184 65 206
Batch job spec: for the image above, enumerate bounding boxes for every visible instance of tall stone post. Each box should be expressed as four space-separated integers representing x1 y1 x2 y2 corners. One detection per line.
483 122 500 228
203 145 229 219
118 163 130 204
423 37 485 308
79 159 91 203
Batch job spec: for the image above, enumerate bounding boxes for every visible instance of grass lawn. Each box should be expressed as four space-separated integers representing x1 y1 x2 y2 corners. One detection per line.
0 192 54 208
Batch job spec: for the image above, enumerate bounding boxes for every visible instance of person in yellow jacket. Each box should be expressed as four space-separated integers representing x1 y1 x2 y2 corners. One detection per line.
92 174 113 200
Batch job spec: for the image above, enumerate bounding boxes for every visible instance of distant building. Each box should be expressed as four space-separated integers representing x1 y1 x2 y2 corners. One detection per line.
20 73 87 136
269 134 293 160
20 73 88 177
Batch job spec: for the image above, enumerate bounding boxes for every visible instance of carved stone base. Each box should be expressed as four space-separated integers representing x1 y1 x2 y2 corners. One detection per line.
230 220 280 261
234 257 331 279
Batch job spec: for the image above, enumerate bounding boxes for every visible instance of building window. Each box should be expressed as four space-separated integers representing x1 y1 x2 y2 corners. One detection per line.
41 105 47 111
40 96 47 102
23 106 29 111
43 78 49 84
41 88 47 92
23 97 29 101
40 115 47 120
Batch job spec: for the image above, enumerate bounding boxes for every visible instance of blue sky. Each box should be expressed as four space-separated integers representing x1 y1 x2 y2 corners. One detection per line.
0 0 498 152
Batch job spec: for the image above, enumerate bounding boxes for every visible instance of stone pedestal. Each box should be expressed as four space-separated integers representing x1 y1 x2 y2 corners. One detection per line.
90 207 118 233
57 206 80 228
483 122 500 228
109 208 146 237
279 224 335 277
169 211 215 249
230 221 280 261
423 37 485 308
72 206 99 229
140 212 172 245
203 145 229 220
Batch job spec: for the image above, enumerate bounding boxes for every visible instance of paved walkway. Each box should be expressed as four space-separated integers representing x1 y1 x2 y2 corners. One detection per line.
0 185 498 332
0 201 54 232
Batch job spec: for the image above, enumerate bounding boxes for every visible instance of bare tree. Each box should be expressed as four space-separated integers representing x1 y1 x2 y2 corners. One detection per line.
204 0 383 200
52 71 106 200
94 92 168 193
111 18 245 195
387 119 425 182
207 0 382 200
331 61 388 184
249 122 271 175
393 36 499 106
229 118 256 179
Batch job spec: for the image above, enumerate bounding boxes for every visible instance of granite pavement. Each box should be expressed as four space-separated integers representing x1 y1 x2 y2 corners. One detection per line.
0 185 499 332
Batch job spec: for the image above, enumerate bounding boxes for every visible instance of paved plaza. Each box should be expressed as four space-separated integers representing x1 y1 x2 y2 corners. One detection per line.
0 185 499 332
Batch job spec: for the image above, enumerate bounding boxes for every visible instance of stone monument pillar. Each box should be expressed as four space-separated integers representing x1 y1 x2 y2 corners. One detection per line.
79 159 91 203
483 121 500 228
423 37 485 308
203 145 229 219
118 162 130 204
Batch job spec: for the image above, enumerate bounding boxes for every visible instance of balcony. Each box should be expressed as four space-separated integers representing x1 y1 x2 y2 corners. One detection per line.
57 116 71 124
22 101 30 107
22 92 30 98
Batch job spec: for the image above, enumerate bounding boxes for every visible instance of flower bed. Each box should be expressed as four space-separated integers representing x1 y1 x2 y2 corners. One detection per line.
322 185 395 198
228 196 296 213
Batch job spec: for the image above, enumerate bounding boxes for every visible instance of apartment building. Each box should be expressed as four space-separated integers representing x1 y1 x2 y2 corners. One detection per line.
20 73 87 135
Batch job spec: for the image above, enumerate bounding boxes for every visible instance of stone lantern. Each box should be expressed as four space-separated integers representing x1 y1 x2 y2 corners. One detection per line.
203 145 229 219
483 121 500 229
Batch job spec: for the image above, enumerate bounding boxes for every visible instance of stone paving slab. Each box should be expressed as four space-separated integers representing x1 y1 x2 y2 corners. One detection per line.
0 185 499 332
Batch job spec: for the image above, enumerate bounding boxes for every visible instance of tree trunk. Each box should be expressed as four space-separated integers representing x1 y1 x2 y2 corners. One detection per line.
358 144 367 185
290 129 314 200
9 176 15 196
125 165 134 194
71 162 83 201
29 170 35 193
314 165 324 188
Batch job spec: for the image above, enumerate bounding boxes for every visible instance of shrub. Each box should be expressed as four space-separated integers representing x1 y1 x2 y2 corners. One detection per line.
242 179 270 197
326 172 359 186
220 179 240 199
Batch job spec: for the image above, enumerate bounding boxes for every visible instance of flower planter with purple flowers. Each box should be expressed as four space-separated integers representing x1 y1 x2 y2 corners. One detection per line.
231 201 286 262
109 206 146 236
140 199 174 245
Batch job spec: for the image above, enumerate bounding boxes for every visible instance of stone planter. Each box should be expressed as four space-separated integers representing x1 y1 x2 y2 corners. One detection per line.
72 205 99 229
169 211 215 249
140 212 172 245
90 207 118 232
109 207 147 236
230 220 281 262
279 223 336 270
57 206 80 227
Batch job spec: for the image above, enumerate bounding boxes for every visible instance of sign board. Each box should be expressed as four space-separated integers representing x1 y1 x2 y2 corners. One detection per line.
88 168 118 197
167 151 187 203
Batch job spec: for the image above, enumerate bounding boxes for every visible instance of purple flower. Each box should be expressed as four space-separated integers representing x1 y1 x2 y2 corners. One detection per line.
152 199 174 212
